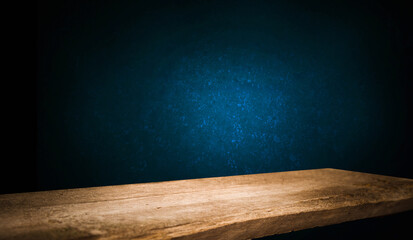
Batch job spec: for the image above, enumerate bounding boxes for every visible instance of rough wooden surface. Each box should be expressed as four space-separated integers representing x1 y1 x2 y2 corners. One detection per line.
0 168 412 240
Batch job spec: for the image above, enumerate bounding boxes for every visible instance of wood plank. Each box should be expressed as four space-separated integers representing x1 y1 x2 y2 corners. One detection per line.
0 168 412 240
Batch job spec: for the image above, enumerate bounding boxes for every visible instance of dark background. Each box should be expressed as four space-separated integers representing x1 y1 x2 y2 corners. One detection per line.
2 0 412 239
29 0 412 191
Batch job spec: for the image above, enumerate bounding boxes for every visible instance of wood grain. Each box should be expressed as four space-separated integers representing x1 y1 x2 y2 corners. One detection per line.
0 168 412 240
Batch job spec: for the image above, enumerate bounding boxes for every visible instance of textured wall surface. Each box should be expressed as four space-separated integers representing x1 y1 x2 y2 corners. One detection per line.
37 0 411 190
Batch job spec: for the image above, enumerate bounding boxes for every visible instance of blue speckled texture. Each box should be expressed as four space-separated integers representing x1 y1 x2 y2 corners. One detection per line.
37 0 410 190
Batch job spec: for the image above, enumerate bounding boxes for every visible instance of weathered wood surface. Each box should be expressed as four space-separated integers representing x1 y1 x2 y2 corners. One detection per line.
0 168 412 240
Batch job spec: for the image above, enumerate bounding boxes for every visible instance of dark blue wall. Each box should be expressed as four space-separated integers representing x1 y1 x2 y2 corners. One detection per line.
36 0 412 190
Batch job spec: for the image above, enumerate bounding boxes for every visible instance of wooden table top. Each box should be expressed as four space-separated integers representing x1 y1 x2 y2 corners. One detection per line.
0 168 412 240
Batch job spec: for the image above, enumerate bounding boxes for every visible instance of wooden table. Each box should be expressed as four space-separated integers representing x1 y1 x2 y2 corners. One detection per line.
0 168 412 239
